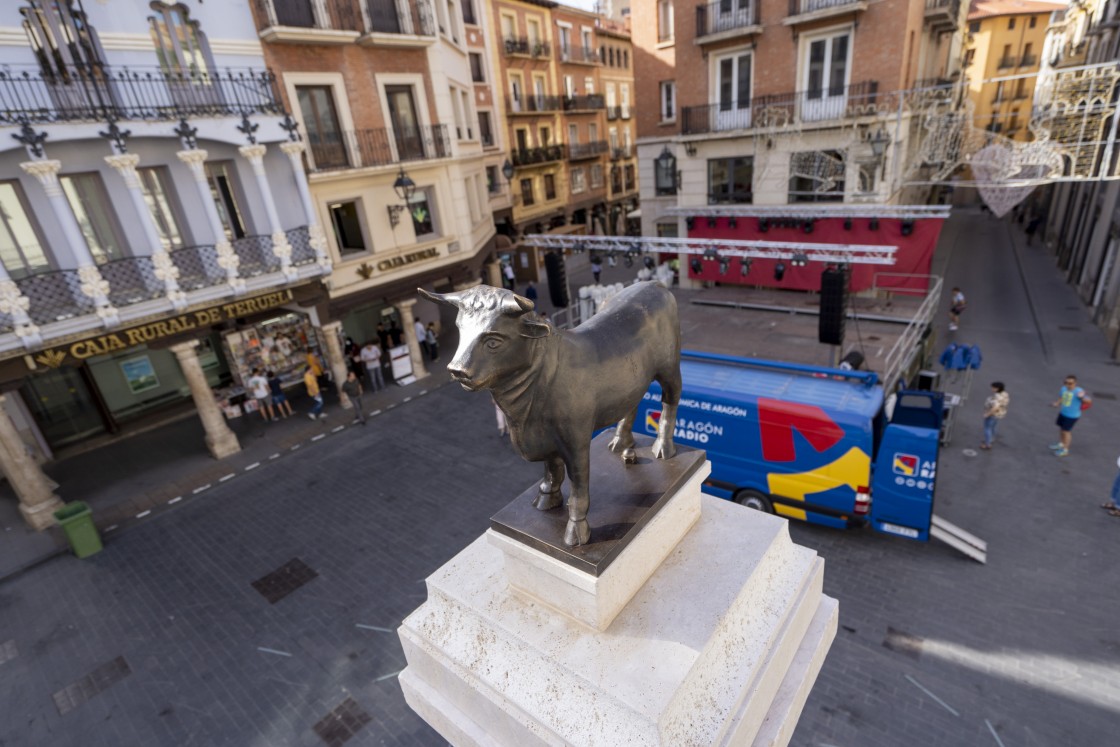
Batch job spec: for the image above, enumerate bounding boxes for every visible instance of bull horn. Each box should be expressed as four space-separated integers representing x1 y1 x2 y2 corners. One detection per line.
418 288 463 308
501 292 535 315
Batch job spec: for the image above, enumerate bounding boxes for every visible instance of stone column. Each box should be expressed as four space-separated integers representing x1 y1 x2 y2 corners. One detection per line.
176 148 245 295
105 153 187 311
239 144 296 281
170 340 241 459
395 298 430 380
0 261 41 349
485 259 502 287
0 394 63 530
279 141 332 271
20 159 119 327
319 321 352 410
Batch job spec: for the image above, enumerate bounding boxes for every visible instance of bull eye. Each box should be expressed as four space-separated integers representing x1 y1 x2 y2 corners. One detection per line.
484 334 503 350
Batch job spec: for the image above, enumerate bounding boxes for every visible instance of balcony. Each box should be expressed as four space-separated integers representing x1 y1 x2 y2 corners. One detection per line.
1019 53 1038 68
696 0 762 44
785 0 867 25
611 145 633 160
511 144 565 167
558 45 600 65
0 64 282 125
506 95 562 114
997 56 1016 69
306 125 450 172
563 94 605 112
682 80 880 135
359 0 437 47
568 141 608 160
923 0 960 33
255 0 363 44
503 37 551 58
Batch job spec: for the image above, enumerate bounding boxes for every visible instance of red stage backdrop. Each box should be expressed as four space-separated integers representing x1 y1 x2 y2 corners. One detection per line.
682 216 946 293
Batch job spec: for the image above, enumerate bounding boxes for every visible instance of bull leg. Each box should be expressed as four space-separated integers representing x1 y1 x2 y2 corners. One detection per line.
533 455 565 510
607 405 639 464
652 370 681 460
563 447 592 547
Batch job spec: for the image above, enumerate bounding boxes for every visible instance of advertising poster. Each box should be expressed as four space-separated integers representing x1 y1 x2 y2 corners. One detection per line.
120 355 159 394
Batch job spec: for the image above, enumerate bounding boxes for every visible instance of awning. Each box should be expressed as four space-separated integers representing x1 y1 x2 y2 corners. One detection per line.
627 208 641 219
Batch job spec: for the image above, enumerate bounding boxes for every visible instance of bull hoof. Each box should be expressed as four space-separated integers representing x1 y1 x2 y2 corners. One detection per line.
651 439 676 460
608 435 635 454
563 519 591 547
621 447 637 464
534 490 562 511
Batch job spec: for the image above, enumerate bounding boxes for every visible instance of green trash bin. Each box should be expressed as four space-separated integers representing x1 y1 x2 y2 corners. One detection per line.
53 502 103 558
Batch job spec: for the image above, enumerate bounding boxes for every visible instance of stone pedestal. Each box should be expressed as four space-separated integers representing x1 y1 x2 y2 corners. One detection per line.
398 437 837 746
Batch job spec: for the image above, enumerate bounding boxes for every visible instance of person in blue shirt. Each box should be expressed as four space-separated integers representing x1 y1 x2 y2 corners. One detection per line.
1050 374 1089 457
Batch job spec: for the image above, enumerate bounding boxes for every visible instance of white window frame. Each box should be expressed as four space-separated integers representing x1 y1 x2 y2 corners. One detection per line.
281 72 358 170
710 46 753 130
570 167 586 194
798 25 853 122
659 80 676 122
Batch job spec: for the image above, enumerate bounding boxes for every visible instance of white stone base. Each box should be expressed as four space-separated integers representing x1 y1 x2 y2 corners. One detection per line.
398 495 837 746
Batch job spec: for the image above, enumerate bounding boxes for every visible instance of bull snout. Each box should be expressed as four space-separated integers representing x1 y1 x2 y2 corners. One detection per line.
446 360 479 390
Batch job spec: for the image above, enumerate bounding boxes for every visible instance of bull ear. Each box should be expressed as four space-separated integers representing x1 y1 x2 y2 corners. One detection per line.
418 288 462 308
520 317 551 339
501 293 535 315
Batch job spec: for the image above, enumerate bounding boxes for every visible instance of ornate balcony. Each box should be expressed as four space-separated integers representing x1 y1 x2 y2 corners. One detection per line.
610 144 633 160
559 45 600 64
506 95 562 114
511 145 565 167
0 64 282 125
504 37 550 58
785 0 867 25
923 0 961 33
359 0 437 46
562 94 605 112
682 80 880 135
306 125 450 172
255 0 363 43
568 141 608 161
696 0 762 43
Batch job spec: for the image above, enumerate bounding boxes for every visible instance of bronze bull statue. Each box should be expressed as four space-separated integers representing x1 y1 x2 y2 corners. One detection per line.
418 281 682 547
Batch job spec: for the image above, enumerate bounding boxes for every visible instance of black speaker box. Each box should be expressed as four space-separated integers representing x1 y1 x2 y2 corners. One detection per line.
819 267 848 345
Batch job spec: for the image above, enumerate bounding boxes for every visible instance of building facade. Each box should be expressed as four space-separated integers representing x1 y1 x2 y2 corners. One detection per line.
631 0 968 287
251 0 499 381
0 0 332 528
963 0 1064 140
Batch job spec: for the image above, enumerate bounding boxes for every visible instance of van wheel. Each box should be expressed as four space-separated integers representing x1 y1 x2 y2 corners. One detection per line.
735 490 773 513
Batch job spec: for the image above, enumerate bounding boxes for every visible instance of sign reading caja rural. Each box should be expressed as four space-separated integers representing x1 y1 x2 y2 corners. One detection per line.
33 290 295 369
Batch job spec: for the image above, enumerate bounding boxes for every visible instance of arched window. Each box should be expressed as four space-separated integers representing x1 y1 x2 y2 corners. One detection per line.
148 2 215 78
21 0 106 77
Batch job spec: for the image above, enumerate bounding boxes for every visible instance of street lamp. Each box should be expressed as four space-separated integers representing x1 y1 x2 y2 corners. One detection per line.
501 158 515 184
867 127 891 178
387 166 416 228
654 145 680 195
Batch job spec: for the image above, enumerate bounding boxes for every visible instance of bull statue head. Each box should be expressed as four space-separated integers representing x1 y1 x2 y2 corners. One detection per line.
418 285 549 392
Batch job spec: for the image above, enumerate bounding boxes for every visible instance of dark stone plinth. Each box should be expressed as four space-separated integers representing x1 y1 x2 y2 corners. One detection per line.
489 432 706 577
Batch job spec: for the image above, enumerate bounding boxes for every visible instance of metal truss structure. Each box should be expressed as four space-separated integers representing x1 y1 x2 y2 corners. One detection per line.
664 204 951 221
521 234 898 266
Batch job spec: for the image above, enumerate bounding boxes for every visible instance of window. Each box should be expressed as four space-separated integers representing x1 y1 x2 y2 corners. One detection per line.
297 85 347 169
582 28 593 54
1029 15 1036 28
478 111 494 147
21 1 102 77
564 74 575 98
589 122 598 142
515 128 529 152
329 201 366 256
1008 17 1015 30
788 150 845 203
660 81 676 122
409 188 436 238
963 49 975 67
568 123 580 145
137 167 185 250
621 84 630 117
148 2 213 77
609 126 619 149
500 13 515 42
584 76 595 95
803 31 849 121
623 50 628 68
204 162 247 240
462 0 477 25
716 51 751 129
590 164 604 188
969 21 980 33
606 82 617 111
570 168 585 194
624 164 635 190
520 178 534 206
539 126 551 146
486 165 501 194
558 26 571 58
61 173 125 264
707 157 753 204
656 222 678 239
527 18 541 47
0 182 50 279
544 173 557 200
461 89 474 139
1009 110 1020 132
469 52 485 82
509 74 524 112
657 0 674 42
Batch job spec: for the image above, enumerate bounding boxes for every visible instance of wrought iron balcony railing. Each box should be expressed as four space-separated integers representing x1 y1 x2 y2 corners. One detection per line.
506 95 561 113
15 269 95 326
1020 53 1038 67
789 0 863 15
0 64 283 125
997 56 1016 69
611 145 633 160
696 0 760 38
568 141 608 160
511 144 565 167
233 235 283 277
682 80 880 135
563 94 605 111
170 245 227 291
256 0 364 32
559 45 600 64
504 37 550 57
366 0 436 36
306 124 450 172
100 257 164 307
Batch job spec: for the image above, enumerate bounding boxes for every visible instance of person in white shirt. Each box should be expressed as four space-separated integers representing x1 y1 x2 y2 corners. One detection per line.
415 318 430 359
360 341 384 392
247 367 275 422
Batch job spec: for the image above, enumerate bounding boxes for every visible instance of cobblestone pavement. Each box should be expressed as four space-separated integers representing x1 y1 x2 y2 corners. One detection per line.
1 209 1118 746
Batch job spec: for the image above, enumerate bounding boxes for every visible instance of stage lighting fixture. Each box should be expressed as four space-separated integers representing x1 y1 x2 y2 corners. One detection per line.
774 262 786 281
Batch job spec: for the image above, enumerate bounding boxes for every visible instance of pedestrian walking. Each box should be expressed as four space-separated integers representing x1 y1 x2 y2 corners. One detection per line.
524 281 538 303
979 381 1009 450
426 322 439 361
341 371 367 425
948 287 966 331
267 370 294 418
360 340 384 392
304 365 325 420
345 336 363 378
389 321 403 347
247 368 275 422
1101 456 1120 517
503 262 516 290
1050 374 1089 457
591 256 602 284
415 317 430 359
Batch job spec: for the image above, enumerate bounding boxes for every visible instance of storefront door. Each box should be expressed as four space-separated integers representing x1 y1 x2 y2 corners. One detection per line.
21 366 108 449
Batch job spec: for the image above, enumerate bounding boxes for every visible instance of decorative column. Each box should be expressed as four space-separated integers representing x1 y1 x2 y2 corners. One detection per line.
396 298 430 380
0 394 63 530
170 340 241 459
485 259 502 288
0 262 41 349
319 321 353 410
280 140 332 271
239 144 297 281
176 149 245 295
20 159 119 328
105 153 187 311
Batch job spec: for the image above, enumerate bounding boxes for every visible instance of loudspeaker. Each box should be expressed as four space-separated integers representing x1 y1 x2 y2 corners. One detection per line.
819 267 848 345
544 251 570 308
